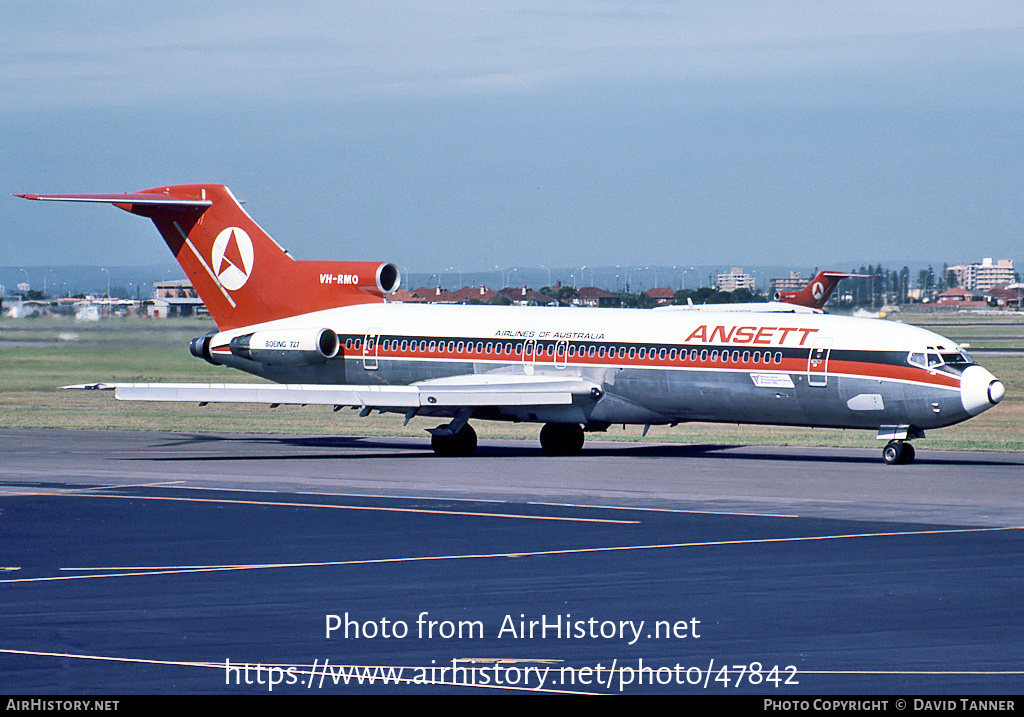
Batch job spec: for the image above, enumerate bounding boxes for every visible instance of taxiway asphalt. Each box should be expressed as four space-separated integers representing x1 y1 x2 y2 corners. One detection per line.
1 428 1022 694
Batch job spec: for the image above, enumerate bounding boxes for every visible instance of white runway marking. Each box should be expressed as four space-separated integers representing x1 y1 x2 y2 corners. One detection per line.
2 525 1016 585
1 648 1020 691
529 500 799 518
0 649 594 694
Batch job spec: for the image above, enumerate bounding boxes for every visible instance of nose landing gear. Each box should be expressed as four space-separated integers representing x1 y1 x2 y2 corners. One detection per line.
882 440 915 465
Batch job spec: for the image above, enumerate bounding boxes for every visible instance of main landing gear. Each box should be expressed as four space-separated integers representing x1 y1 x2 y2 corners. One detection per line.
539 423 585 455
882 440 916 465
429 422 588 456
430 423 477 456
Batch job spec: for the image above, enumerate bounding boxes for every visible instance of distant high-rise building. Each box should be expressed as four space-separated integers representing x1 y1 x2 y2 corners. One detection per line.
949 259 1014 291
715 268 755 293
771 271 805 294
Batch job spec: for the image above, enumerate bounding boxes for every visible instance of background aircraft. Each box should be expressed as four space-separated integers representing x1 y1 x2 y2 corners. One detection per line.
776 270 870 310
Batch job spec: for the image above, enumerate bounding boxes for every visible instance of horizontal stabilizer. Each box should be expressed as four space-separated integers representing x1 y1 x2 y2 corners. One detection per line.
16 192 212 208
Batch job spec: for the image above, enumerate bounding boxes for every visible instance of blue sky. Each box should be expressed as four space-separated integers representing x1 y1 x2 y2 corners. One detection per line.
3 2 1023 274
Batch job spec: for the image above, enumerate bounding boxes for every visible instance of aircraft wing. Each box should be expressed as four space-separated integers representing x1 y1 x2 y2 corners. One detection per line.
654 302 821 314
64 375 601 409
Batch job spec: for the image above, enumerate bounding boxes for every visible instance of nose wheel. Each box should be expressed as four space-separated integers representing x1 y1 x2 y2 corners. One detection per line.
882 440 915 465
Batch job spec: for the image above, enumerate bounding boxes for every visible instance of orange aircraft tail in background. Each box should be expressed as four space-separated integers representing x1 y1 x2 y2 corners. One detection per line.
775 270 867 310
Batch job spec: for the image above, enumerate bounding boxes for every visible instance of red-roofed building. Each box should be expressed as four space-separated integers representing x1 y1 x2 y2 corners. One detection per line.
449 285 499 304
410 286 458 303
384 288 427 303
645 288 675 305
935 288 987 309
574 287 621 308
985 283 1023 309
498 286 558 306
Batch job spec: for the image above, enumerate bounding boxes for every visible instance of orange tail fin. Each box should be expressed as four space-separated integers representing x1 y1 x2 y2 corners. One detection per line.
18 184 399 330
775 270 860 309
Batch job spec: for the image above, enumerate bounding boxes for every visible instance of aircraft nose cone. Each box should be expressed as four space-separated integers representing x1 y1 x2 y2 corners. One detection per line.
989 379 1005 405
961 365 1004 416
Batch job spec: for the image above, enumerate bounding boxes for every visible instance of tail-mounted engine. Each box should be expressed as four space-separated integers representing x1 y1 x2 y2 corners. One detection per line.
190 334 219 365
314 261 401 297
226 328 341 366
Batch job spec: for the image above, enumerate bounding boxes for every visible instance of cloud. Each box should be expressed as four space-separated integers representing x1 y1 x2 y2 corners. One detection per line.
4 2 1023 110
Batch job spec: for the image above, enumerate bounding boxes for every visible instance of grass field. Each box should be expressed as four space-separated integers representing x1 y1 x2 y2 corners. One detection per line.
1 313 1021 451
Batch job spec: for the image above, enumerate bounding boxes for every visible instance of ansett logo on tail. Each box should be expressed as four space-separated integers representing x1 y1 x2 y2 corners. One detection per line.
212 227 254 291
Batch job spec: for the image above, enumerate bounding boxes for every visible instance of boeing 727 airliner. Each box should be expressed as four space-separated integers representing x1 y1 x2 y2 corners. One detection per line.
18 185 1004 463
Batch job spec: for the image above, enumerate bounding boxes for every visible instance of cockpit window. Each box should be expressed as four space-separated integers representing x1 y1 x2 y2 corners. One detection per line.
940 351 972 367
908 347 973 371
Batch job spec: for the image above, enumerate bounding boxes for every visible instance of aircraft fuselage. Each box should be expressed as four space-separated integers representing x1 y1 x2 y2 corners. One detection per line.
200 302 999 434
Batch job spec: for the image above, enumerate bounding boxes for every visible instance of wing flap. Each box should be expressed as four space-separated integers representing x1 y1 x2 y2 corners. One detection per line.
65 377 599 409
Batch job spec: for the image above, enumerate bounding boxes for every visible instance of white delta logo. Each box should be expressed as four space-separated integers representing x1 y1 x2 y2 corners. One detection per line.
811 281 825 301
212 227 255 291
